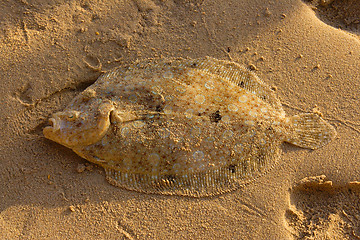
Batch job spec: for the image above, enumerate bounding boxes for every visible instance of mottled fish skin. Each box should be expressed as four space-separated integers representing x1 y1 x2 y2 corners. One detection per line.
43 57 337 197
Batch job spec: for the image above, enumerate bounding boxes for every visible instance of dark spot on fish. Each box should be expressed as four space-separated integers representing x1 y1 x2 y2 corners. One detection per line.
227 47 231 53
240 81 245 87
257 152 266 166
240 160 248 172
164 174 176 183
141 87 165 111
80 96 90 102
112 124 120 133
155 105 163 112
191 63 197 68
228 164 236 173
209 110 222 123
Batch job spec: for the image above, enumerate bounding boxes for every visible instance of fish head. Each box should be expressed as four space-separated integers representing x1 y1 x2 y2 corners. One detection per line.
43 93 114 148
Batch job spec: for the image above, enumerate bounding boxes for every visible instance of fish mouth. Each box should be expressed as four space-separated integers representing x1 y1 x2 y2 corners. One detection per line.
43 117 59 138
46 118 57 130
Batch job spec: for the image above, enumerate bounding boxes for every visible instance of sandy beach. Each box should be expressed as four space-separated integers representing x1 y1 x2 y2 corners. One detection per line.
1 0 359 239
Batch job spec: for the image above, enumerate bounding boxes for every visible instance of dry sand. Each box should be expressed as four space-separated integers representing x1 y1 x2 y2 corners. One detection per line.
1 0 359 239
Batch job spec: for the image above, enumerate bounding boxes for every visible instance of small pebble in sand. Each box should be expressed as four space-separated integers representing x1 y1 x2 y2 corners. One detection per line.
69 205 76 212
76 164 86 173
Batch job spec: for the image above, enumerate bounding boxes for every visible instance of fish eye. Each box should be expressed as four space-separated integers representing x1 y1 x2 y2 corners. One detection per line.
66 111 80 121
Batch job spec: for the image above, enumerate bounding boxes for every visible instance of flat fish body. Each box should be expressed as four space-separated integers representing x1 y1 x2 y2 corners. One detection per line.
43 57 336 197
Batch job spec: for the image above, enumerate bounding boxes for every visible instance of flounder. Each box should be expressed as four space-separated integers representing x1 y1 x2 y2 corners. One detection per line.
43 57 336 197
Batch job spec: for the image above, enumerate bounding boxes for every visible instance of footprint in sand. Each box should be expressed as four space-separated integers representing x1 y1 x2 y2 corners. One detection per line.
303 0 360 35
285 175 360 239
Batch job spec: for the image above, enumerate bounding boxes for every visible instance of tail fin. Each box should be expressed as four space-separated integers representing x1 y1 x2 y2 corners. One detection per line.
286 113 336 149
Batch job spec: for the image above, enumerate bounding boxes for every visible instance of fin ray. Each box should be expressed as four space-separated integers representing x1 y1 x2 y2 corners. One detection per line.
286 113 336 149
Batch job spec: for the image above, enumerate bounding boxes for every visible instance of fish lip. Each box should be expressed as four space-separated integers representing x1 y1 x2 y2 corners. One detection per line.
48 118 56 128
44 118 58 132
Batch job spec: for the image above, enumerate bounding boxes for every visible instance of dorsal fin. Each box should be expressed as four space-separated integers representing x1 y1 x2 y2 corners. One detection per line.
109 57 284 114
